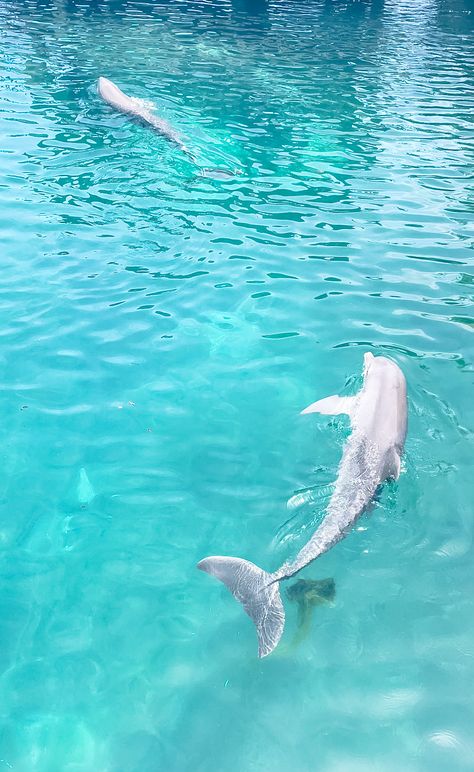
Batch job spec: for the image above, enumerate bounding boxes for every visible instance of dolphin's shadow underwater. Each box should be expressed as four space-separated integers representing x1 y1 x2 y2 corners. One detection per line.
286 577 336 647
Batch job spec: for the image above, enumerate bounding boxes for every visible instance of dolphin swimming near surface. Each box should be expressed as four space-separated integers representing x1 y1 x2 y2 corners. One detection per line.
97 77 241 179
198 353 407 658
97 76 195 159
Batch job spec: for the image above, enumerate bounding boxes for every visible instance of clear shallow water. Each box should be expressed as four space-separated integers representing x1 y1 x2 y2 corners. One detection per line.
0 0 473 768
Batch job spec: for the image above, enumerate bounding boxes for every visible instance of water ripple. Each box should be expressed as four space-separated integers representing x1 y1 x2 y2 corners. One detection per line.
1 0 474 769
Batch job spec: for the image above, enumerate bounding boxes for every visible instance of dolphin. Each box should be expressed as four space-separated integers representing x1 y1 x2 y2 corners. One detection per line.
97 77 242 178
97 76 195 160
197 353 407 657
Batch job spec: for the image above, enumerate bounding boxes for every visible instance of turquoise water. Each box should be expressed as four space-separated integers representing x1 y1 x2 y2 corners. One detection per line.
1 0 474 768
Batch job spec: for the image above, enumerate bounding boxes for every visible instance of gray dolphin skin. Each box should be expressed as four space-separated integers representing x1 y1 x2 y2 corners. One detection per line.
97 76 194 159
198 353 407 658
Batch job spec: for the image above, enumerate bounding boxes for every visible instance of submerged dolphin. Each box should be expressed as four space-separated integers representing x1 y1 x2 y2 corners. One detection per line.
97 76 195 159
198 353 407 657
77 467 95 505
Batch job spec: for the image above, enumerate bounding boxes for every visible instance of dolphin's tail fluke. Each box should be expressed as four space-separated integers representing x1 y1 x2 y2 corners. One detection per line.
197 556 285 657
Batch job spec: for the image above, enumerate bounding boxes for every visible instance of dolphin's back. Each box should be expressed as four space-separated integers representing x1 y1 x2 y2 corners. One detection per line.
97 76 192 157
97 76 138 115
274 355 407 581
355 357 407 455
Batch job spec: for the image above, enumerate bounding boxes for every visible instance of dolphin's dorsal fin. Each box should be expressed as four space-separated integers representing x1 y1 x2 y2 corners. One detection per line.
300 394 356 417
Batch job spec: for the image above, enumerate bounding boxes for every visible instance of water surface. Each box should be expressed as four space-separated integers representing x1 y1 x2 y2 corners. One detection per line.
0 0 473 769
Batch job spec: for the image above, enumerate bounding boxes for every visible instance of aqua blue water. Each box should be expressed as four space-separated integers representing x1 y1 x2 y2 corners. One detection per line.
1 0 473 769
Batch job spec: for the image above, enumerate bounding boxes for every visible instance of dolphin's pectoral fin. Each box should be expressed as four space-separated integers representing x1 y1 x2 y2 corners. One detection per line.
393 454 401 480
384 447 402 480
390 451 402 480
301 395 356 417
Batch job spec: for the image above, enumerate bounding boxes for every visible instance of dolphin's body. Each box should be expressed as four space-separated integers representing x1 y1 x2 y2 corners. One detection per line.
97 76 194 159
198 353 407 657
